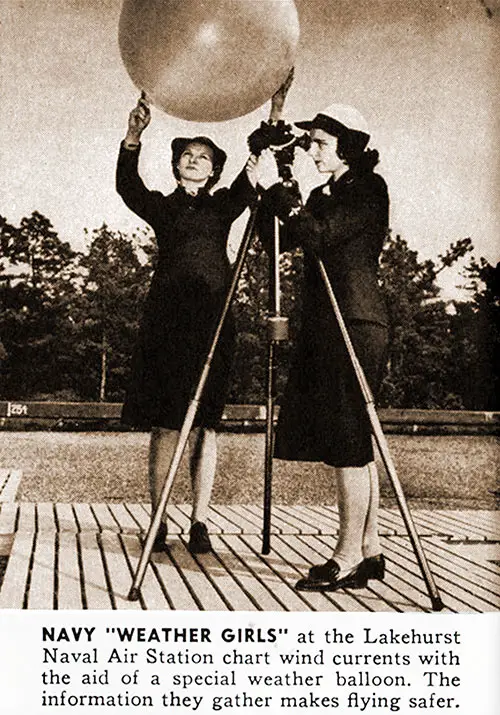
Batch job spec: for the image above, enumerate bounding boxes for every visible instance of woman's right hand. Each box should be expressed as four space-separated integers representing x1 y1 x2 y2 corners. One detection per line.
125 92 151 144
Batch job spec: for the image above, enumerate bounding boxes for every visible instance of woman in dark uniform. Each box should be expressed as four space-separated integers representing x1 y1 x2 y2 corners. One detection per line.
117 95 258 553
261 104 389 591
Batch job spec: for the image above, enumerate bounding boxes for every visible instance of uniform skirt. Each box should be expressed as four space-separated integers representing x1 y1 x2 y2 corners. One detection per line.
274 318 389 468
122 276 235 430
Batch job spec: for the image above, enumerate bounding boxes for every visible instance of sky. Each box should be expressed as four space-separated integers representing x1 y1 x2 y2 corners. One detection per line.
1 0 499 300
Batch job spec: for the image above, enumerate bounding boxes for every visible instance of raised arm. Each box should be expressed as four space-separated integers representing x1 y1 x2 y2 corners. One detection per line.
215 155 260 225
116 94 163 227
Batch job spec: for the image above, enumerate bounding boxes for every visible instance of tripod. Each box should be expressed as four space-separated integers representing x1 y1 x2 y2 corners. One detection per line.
128 165 443 614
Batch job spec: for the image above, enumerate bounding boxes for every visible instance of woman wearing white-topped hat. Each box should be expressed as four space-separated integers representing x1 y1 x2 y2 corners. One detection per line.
260 103 390 591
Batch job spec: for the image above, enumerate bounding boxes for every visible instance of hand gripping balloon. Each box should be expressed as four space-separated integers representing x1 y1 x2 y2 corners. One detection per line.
119 0 300 122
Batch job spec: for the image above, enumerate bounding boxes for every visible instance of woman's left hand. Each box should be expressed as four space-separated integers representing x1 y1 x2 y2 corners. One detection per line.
245 154 260 187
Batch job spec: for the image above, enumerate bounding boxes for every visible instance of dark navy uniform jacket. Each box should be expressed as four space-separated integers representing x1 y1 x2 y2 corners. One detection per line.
277 169 389 327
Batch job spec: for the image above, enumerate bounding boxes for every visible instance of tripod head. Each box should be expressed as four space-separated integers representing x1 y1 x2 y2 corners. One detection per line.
248 120 311 183
272 131 311 184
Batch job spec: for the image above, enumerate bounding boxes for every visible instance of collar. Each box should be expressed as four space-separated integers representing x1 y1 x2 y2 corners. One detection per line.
322 170 354 194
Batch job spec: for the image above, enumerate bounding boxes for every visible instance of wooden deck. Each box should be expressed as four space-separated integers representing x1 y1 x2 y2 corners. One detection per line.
0 491 498 612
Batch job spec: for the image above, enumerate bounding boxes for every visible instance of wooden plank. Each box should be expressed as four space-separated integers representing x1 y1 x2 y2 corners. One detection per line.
184 539 258 611
73 503 100 532
28 532 56 609
242 534 319 612
443 542 500 583
149 547 200 610
165 504 189 533
438 510 500 541
376 508 404 536
215 534 286 611
273 505 321 534
124 503 151 532
120 534 172 609
55 503 78 532
1 401 497 427
385 537 497 612
99 531 142 609
283 505 328 534
225 505 267 531
0 503 17 555
57 532 84 609
242 504 291 534
293 505 340 535
0 401 122 420
370 539 456 613
303 505 341 533
174 503 228 534
380 508 448 539
414 510 486 541
165 539 231 610
107 503 141 534
237 504 280 534
192 505 235 534
91 503 120 532
460 510 500 533
414 538 500 601
0 531 35 609
17 503 36 532
0 503 18 534
0 468 9 488
36 503 57 532
221 533 303 611
376 540 453 613
212 504 259 534
0 469 22 502
140 502 184 537
79 531 114 609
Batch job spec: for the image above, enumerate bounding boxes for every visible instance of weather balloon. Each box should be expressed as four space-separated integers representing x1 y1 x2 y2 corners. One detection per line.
119 0 300 122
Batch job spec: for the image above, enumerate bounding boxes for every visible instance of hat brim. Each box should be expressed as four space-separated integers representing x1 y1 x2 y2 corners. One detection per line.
295 114 369 147
171 136 227 171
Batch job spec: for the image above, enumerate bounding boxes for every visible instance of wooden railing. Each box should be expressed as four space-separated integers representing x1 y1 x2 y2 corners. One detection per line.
0 401 498 433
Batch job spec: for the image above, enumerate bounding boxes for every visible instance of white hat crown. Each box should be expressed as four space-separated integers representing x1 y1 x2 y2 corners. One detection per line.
319 104 369 135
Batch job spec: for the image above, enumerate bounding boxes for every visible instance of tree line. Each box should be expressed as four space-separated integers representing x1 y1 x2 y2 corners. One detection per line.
0 211 498 410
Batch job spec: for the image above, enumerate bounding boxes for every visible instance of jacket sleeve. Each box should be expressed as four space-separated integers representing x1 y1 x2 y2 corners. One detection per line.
116 142 163 228
217 168 258 224
283 175 389 256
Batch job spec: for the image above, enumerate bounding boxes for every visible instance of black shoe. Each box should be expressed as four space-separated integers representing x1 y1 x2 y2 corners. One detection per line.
296 560 367 592
362 554 385 581
152 522 168 553
308 559 340 581
188 522 212 554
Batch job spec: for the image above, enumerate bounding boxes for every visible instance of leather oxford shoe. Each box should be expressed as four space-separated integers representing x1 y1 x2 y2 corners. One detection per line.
297 560 368 591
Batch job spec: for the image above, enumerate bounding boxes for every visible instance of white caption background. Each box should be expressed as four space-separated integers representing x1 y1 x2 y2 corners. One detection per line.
0 611 498 714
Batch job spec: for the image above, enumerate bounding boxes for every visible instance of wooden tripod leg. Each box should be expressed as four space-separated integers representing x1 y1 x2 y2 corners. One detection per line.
316 258 444 611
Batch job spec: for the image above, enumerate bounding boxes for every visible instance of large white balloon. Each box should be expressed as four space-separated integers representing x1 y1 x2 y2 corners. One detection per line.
119 0 300 122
